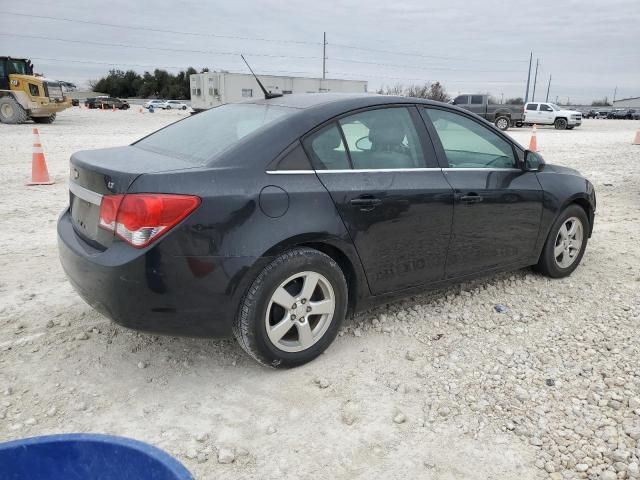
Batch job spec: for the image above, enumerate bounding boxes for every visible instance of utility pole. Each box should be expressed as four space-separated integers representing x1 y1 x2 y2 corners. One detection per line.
531 58 539 101
322 32 327 80
612 86 617 105
545 74 552 102
524 51 532 103
500 92 504 104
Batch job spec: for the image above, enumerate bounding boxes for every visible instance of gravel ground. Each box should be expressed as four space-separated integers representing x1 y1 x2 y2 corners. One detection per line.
1 108 639 480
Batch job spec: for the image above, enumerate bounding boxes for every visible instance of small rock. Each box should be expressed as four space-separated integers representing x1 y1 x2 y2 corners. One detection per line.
549 474 563 480
317 378 330 389
611 449 630 463
25 418 36 426
45 320 54 328
74 402 87 411
600 471 617 480
46 407 57 417
137 361 147 369
235 447 249 457
405 351 416 361
576 464 589 472
185 448 197 460
393 412 406 424
196 452 208 464
529 437 543 446
494 304 508 314
545 462 556 473
75 332 89 341
629 397 640 410
545 378 556 387
266 425 277 435
353 328 362 337
217 447 235 464
195 433 209 443
627 462 639 478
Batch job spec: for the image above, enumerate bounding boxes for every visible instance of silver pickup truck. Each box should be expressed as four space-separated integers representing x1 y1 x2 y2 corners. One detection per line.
451 94 524 131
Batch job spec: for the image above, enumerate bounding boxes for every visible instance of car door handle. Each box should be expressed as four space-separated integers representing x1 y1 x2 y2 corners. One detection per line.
350 196 382 210
458 193 483 204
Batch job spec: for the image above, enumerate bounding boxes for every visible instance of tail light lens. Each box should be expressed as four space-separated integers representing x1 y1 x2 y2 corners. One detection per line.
99 194 200 248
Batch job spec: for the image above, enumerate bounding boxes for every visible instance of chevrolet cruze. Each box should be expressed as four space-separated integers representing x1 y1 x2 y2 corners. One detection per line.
58 93 596 367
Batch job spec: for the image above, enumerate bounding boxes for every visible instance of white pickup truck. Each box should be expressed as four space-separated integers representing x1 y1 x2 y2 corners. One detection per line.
522 102 582 130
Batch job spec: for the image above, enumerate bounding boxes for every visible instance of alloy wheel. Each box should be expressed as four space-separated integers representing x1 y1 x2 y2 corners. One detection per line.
265 271 336 353
553 217 584 268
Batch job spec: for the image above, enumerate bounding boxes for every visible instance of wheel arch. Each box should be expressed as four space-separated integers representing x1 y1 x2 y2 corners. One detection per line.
260 234 369 316
564 196 594 237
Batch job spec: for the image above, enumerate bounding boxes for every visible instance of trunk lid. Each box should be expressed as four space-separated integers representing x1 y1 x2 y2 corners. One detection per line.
69 146 198 248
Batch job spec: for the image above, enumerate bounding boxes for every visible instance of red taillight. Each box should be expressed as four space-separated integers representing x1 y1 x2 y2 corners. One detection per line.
99 194 201 248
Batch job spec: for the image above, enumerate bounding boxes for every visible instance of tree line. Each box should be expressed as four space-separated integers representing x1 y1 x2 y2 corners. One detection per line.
89 67 210 99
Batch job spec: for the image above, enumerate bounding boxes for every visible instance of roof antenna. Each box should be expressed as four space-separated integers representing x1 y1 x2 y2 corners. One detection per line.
241 54 282 99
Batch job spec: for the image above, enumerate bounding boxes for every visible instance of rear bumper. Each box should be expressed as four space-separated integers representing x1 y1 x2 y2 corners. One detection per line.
57 209 260 338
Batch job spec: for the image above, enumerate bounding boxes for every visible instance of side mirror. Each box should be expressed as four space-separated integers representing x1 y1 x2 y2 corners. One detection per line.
523 150 545 171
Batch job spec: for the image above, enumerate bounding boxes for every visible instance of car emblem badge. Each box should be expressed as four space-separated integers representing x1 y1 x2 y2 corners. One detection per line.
107 180 115 189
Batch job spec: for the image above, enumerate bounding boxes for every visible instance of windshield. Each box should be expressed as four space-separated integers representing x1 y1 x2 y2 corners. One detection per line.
134 103 294 164
548 103 561 111
7 60 29 75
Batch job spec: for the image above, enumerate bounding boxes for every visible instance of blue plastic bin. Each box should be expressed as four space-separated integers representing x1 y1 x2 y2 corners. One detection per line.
0 433 193 480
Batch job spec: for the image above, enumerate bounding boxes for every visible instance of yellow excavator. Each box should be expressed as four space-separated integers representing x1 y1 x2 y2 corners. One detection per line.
0 56 72 124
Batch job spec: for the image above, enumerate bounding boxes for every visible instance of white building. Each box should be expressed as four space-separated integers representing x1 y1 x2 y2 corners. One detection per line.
613 97 640 108
190 72 367 111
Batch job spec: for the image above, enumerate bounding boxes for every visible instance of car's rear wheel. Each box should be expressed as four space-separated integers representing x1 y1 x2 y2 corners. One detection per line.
494 116 510 131
233 248 348 368
182 105 187 110
535 204 588 278
554 118 568 129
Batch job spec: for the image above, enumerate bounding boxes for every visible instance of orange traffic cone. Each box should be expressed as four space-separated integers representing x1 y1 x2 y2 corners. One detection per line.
27 128 54 185
633 129 640 145
139 107 143 114
528 124 539 152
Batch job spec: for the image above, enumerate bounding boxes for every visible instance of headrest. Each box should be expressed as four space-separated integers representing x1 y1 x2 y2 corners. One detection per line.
368 120 406 146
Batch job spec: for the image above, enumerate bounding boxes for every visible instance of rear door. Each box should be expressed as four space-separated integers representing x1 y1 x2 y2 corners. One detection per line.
303 106 454 295
524 103 540 123
468 95 486 117
420 107 543 278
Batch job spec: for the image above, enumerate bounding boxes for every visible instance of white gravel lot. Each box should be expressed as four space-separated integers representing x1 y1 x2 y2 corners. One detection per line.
1 108 639 480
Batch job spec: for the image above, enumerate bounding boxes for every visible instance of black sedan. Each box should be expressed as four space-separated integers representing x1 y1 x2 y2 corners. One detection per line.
58 94 596 368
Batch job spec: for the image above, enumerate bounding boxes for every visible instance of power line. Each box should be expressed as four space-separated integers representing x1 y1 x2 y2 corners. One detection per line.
0 32 319 60
0 11 321 46
330 42 528 64
331 57 524 74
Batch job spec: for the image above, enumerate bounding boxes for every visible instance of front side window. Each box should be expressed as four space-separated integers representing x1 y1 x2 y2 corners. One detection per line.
526 103 538 111
471 95 483 105
304 123 350 170
453 95 469 105
540 104 553 112
338 107 425 169
424 108 515 169
135 103 294 164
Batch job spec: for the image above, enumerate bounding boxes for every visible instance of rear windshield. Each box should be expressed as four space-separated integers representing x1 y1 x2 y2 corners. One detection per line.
134 103 293 164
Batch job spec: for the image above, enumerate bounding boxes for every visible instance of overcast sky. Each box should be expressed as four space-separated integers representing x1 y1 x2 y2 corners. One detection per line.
1 0 638 103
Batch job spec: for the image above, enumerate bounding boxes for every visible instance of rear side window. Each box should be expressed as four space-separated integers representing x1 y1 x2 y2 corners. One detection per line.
304 124 350 170
526 103 539 111
338 107 425 169
471 95 483 104
424 108 515 169
134 104 294 164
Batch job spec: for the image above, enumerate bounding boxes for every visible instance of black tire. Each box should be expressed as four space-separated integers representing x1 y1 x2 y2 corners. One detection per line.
0 96 29 124
534 204 589 278
566 126 574 130
554 118 568 130
494 116 510 131
166 105 172 110
32 114 56 124
233 248 348 368
182 105 187 110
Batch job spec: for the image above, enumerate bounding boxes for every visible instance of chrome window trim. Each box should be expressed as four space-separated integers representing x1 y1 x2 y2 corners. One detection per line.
266 167 523 174
69 181 103 206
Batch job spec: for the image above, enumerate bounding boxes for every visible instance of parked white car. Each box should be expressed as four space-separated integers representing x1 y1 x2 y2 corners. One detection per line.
143 99 168 110
163 100 189 110
522 102 582 130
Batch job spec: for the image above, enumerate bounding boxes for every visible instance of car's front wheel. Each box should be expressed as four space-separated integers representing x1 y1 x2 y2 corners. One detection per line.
535 204 589 278
234 248 348 368
494 116 510 131
554 118 568 129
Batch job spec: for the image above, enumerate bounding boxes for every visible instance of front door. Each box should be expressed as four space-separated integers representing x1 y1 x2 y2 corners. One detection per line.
538 103 555 124
421 107 543 278
303 106 454 295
